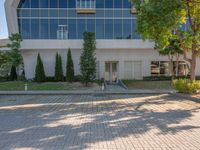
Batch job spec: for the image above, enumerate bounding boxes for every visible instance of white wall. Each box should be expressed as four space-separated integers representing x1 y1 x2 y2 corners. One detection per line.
21 48 200 80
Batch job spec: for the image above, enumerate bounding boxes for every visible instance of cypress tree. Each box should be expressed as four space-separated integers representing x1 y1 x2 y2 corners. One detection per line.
35 53 46 82
80 32 96 86
10 65 17 81
66 49 74 82
55 53 63 81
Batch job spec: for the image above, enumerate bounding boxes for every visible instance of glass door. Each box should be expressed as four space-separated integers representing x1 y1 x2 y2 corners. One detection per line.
105 62 118 83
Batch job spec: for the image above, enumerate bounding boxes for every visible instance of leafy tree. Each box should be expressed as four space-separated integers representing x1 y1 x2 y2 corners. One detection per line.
132 0 200 81
10 65 17 81
80 32 96 86
55 53 64 81
7 33 23 69
66 49 74 82
35 53 46 82
158 38 183 79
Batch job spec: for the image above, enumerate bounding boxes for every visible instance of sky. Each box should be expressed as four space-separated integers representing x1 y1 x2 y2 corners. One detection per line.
0 0 8 39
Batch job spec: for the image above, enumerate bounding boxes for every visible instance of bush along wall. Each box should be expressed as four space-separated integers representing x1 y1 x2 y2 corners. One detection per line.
173 79 200 94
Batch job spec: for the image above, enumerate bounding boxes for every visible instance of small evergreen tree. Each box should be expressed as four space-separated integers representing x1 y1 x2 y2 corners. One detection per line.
35 53 46 82
66 49 74 82
10 65 17 81
80 32 96 86
55 53 63 81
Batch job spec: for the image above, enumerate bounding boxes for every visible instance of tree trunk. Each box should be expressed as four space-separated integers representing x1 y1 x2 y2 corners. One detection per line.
190 51 196 81
175 54 179 77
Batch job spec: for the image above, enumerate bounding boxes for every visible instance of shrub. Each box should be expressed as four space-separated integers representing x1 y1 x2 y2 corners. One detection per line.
74 75 83 82
35 53 46 82
66 49 74 82
173 79 200 93
10 65 17 81
54 53 64 81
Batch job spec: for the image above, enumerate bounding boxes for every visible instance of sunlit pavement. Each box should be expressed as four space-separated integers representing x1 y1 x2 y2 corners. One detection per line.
0 94 200 150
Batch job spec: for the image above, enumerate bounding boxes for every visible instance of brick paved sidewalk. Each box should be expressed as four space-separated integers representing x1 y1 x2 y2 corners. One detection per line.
0 94 199 150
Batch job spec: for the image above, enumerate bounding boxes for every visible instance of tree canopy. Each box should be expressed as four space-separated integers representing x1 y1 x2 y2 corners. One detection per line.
132 0 200 80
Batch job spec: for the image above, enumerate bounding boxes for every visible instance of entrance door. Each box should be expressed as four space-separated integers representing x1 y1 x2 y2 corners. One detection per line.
105 62 118 83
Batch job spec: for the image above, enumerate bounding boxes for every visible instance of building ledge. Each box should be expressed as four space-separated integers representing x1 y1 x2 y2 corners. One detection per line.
76 8 96 14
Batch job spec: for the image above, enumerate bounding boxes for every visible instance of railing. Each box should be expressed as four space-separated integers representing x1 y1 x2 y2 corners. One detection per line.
76 0 96 13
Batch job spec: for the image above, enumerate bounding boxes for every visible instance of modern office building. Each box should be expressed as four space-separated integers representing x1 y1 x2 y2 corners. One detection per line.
4 0 200 82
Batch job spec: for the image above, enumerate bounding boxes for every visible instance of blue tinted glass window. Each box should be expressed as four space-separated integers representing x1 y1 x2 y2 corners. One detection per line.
49 0 58 8
105 10 113 17
96 0 104 8
96 19 104 39
59 19 68 26
87 19 95 33
50 19 58 39
114 0 122 8
105 19 113 39
21 9 30 17
49 10 58 18
123 0 131 8
40 19 49 39
114 10 122 17
96 10 104 17
59 10 68 17
31 0 39 8
132 19 139 39
123 19 131 39
68 0 76 8
68 19 77 39
31 19 39 39
114 19 122 39
31 9 39 17
68 10 76 17
77 19 86 38
17 10 22 18
123 10 131 17
105 0 113 8
59 0 68 8
21 19 30 39
18 0 30 8
40 0 49 8
40 10 49 17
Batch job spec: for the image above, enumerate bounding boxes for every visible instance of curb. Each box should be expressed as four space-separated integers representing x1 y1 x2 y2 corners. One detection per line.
0 90 175 95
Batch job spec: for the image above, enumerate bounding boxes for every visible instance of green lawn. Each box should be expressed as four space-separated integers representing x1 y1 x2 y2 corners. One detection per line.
123 80 172 90
0 81 99 91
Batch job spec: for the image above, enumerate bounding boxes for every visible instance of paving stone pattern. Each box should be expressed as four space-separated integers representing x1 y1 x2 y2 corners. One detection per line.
0 94 200 150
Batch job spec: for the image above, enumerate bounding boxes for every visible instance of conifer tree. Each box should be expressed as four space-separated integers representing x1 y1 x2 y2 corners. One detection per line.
35 53 46 82
10 65 17 81
55 53 63 81
66 49 74 82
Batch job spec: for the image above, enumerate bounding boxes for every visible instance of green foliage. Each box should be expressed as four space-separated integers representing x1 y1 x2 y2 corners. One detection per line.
35 54 46 82
54 53 64 81
66 49 75 82
132 0 200 80
173 79 200 93
7 33 23 67
74 75 83 82
10 65 17 81
80 32 96 86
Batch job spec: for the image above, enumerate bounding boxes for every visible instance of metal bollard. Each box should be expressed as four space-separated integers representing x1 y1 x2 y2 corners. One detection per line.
25 84 28 91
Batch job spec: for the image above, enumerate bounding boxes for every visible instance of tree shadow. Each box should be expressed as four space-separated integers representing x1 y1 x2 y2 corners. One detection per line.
0 94 199 150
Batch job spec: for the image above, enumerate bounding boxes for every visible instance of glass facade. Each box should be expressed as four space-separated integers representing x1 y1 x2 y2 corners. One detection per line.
17 0 139 40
